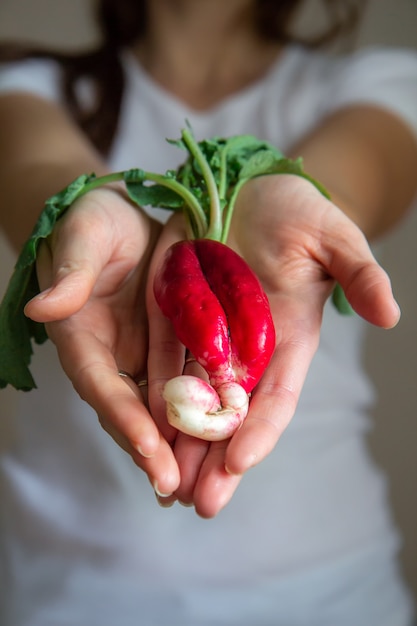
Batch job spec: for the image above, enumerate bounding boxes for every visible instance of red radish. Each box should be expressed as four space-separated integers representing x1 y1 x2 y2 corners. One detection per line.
154 238 275 440
153 239 275 394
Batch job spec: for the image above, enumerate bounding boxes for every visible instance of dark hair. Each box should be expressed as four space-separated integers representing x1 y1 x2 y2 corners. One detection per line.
0 0 365 155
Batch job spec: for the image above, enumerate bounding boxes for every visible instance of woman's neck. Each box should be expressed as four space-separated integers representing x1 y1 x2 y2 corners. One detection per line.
132 0 282 110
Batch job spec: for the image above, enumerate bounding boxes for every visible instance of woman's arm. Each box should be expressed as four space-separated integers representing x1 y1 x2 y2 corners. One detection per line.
0 93 108 250
289 105 417 239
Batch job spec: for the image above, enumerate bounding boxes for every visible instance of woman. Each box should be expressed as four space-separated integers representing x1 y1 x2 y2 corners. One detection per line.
0 1 416 624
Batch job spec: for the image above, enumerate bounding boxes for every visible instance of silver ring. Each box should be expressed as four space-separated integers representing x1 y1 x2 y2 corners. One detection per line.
185 356 197 365
118 370 132 380
118 370 148 388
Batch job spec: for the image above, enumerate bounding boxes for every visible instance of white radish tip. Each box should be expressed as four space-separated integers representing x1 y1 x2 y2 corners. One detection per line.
162 375 249 441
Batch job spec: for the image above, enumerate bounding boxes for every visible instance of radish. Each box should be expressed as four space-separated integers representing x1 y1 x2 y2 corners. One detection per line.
153 238 275 440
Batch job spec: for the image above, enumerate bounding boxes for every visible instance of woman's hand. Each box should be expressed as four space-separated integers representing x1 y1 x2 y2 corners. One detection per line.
24 186 181 498
146 174 400 517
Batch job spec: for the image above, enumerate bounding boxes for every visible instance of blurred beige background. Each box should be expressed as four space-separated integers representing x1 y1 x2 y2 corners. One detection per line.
0 0 416 601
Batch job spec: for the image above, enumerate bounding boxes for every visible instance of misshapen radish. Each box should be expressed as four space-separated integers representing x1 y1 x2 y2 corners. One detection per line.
154 238 274 441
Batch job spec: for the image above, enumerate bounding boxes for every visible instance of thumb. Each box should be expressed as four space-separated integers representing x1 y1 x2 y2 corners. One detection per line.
324 223 401 329
339 261 401 330
24 227 107 323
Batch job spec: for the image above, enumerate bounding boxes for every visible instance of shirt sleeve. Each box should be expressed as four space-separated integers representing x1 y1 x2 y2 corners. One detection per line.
322 47 417 139
0 59 61 102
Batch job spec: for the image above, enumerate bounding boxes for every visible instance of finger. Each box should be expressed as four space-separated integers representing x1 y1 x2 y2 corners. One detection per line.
173 433 209 505
72 333 180 496
51 320 179 487
192 440 243 518
146 307 185 442
99 412 180 498
146 215 189 439
99 375 180 498
225 298 321 476
172 356 211 503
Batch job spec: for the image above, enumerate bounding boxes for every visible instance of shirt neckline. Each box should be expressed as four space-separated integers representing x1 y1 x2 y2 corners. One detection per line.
121 45 301 119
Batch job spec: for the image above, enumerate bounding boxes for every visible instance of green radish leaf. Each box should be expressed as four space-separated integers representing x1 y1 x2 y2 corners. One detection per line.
223 137 283 176
126 181 184 210
238 149 287 179
331 283 354 315
266 157 331 199
0 173 96 390
166 137 187 151
18 173 95 267
0 264 47 390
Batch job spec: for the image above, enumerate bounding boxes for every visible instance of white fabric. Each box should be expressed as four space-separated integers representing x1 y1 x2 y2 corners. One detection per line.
1 45 417 625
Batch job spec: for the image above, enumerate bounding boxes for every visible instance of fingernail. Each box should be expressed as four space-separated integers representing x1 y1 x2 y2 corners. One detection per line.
136 444 154 459
178 500 193 508
33 287 53 301
153 480 173 498
155 493 176 508
384 302 401 329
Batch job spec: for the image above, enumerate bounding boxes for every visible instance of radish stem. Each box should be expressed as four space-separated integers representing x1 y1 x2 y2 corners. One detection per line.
181 127 223 241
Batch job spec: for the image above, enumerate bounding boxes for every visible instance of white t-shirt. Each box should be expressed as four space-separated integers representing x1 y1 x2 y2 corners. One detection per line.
0 46 416 626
